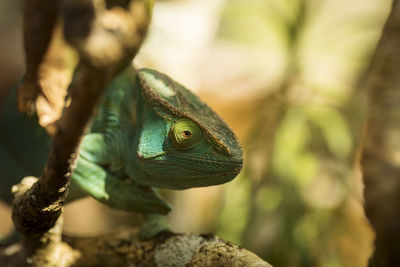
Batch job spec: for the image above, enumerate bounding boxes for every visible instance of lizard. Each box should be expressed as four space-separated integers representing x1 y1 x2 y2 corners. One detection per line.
0 66 243 238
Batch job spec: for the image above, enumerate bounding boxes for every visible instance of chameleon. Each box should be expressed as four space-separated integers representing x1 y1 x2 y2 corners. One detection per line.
0 66 243 236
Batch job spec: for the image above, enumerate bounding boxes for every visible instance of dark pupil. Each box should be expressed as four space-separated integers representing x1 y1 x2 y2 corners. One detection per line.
182 130 192 138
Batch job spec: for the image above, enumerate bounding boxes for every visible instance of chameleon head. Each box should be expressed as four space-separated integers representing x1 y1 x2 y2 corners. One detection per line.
130 68 243 189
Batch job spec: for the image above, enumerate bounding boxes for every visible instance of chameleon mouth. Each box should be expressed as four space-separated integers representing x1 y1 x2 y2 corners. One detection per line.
163 169 241 189
166 154 243 172
137 153 243 189
138 152 242 169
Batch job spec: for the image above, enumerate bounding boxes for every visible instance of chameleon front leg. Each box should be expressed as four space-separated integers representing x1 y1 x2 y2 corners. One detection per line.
74 133 172 237
139 213 170 240
66 133 111 202
72 155 171 214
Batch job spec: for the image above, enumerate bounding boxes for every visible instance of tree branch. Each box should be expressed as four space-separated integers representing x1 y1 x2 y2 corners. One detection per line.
11 0 153 263
0 230 271 266
359 0 400 266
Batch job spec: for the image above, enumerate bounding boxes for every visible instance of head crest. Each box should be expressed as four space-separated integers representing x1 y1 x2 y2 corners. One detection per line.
137 68 241 156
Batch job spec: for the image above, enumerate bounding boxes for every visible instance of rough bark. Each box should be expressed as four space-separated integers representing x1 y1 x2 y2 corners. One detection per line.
0 230 271 267
359 0 400 266
11 0 153 264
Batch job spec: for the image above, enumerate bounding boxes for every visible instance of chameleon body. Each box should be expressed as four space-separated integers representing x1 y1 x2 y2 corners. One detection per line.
0 67 243 216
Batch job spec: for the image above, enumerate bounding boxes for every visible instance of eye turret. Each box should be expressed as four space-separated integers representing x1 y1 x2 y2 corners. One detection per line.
169 118 202 150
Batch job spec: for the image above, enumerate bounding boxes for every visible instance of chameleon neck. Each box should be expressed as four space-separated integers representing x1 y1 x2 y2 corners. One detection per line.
89 67 139 173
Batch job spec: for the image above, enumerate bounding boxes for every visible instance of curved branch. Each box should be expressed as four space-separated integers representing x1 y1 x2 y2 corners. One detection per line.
11 0 153 262
0 230 271 266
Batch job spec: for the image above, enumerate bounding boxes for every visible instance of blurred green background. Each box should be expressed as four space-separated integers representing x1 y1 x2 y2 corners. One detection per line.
0 0 392 266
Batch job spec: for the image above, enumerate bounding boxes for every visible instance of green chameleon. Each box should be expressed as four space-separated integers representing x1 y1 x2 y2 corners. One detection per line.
0 67 243 237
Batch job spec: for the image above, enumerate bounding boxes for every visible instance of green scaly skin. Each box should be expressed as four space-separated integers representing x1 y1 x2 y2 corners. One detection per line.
0 67 243 238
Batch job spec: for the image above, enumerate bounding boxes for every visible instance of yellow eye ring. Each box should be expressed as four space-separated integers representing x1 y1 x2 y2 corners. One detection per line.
170 118 201 150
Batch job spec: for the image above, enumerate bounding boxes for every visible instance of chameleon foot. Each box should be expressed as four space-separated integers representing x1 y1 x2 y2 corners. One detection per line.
139 213 170 240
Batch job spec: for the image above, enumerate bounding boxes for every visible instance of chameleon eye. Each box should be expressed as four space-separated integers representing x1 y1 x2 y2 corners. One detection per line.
170 118 202 150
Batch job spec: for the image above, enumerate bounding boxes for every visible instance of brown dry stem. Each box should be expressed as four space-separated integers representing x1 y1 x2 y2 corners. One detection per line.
11 0 152 264
359 0 400 266
17 0 62 115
